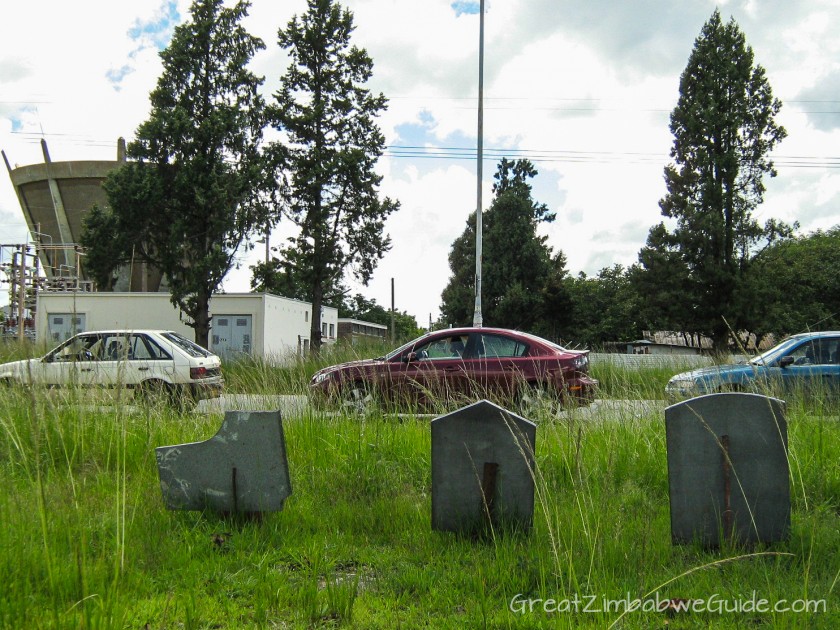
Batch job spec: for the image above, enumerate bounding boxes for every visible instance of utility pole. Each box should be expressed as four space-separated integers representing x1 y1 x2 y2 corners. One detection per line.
390 277 395 344
17 246 26 343
472 0 485 328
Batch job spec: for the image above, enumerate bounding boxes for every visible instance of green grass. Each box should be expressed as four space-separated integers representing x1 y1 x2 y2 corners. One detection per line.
0 347 837 628
222 339 393 395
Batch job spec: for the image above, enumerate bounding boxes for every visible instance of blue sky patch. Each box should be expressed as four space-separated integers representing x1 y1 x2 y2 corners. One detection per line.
391 117 478 179
105 65 134 90
108 1 179 90
128 0 180 51
9 106 36 133
451 1 481 17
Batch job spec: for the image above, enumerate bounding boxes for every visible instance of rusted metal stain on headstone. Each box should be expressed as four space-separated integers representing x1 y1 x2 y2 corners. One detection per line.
155 409 291 513
665 393 790 547
432 400 536 533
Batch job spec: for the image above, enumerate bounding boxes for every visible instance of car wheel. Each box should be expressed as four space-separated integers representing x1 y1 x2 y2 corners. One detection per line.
340 382 375 415
517 383 561 419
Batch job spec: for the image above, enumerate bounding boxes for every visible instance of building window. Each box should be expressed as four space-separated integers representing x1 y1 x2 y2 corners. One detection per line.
329 324 334 338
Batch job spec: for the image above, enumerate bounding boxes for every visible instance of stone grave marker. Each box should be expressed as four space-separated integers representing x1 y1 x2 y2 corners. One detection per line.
156 409 291 514
665 392 790 547
432 399 537 533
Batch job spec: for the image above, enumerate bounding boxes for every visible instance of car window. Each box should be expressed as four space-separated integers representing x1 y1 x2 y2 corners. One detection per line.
787 338 840 366
131 334 172 360
479 333 527 358
415 334 469 360
161 332 211 358
52 334 101 362
100 334 132 361
752 337 803 366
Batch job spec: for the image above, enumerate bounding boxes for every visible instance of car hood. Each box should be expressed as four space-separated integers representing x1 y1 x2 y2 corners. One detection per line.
314 357 383 377
670 363 756 381
0 358 38 377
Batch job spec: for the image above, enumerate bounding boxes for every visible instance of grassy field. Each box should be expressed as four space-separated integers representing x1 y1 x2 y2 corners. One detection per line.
0 344 837 628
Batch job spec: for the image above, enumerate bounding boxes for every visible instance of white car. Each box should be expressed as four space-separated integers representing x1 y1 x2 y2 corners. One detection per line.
0 329 223 407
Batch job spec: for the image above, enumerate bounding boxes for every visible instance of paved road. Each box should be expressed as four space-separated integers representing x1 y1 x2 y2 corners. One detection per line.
198 394 666 421
560 398 666 420
197 394 309 416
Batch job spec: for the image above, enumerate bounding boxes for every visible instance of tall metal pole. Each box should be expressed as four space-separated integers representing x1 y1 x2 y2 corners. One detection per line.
17 246 26 343
472 0 485 328
390 277 395 344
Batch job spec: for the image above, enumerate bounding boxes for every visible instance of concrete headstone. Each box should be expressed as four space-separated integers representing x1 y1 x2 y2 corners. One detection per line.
431 399 537 533
156 409 291 513
665 393 790 546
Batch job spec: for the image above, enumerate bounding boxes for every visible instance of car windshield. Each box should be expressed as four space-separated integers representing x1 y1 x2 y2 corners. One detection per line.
161 332 212 358
384 334 433 361
750 337 804 366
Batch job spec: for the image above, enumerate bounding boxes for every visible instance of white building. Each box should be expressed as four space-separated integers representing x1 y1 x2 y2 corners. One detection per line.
35 291 338 361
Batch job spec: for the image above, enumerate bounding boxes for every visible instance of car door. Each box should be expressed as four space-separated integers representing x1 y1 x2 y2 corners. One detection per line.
47 333 103 390
777 337 840 396
97 333 133 393
125 333 176 387
38 336 81 386
466 332 531 401
394 333 471 405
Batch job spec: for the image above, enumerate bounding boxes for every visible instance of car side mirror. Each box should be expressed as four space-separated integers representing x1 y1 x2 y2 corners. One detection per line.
779 355 795 368
404 352 418 363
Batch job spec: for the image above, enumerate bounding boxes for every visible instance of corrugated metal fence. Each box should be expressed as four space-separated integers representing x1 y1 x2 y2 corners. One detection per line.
590 353 714 369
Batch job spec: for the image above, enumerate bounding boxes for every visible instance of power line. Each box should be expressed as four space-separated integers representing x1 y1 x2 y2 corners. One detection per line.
384 144 840 168
6 134 838 169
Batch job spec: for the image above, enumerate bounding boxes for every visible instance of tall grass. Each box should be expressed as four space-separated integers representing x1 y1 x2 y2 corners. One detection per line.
589 354 711 401
0 345 837 627
222 339 393 395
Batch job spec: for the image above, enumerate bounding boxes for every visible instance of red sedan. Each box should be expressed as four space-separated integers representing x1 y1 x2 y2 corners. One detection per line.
310 327 597 414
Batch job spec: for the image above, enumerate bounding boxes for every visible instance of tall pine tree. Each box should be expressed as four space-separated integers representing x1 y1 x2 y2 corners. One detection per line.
267 0 399 353
440 159 571 338
82 0 268 347
646 9 787 350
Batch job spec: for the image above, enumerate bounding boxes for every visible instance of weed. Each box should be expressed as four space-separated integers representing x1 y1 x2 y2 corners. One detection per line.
0 342 836 627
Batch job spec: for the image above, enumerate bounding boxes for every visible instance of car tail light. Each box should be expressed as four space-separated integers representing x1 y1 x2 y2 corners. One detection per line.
190 366 208 379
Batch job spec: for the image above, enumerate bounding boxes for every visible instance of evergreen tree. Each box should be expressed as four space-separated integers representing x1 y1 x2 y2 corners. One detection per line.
439 159 571 337
266 0 399 353
631 223 694 337
566 266 641 348
82 0 268 347
747 227 840 337
645 9 787 350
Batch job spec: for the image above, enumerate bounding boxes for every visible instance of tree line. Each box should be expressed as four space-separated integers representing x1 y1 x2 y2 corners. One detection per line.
440 10 839 353
439 158 840 352
81 3 836 355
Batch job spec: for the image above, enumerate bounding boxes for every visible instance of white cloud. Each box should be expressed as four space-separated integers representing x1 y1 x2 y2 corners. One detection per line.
2 0 840 328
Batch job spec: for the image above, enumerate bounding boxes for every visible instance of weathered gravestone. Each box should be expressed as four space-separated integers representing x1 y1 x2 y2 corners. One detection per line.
665 393 790 547
432 399 536 533
156 409 291 514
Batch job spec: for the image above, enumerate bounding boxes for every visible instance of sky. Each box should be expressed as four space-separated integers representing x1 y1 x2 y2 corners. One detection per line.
2 0 839 328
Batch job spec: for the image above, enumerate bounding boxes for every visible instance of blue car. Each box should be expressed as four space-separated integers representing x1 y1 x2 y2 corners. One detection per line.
665 331 840 402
